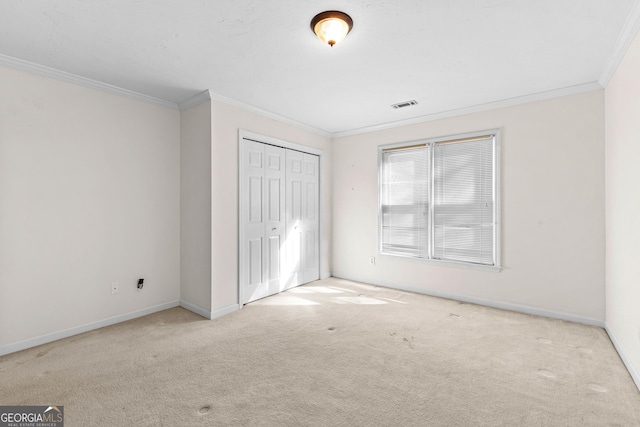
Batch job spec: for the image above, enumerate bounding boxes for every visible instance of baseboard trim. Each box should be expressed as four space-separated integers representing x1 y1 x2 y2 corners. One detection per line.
605 324 640 392
332 275 605 327
436 291 605 327
211 304 241 320
0 301 180 357
179 300 240 320
179 300 212 319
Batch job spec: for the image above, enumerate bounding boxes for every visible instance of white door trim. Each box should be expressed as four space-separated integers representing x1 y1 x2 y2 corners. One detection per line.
240 129 323 156
238 129 323 306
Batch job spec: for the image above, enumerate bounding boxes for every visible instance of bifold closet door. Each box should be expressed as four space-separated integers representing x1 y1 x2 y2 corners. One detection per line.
285 150 320 290
240 139 319 304
241 140 286 303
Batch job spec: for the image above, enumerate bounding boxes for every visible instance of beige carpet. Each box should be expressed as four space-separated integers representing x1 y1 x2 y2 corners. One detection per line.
1 277 639 426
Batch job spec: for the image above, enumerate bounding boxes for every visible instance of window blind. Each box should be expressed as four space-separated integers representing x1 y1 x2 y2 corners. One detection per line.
379 132 497 267
380 147 429 257
433 136 495 265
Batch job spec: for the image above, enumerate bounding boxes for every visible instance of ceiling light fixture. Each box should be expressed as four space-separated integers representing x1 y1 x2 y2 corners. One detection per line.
310 11 353 47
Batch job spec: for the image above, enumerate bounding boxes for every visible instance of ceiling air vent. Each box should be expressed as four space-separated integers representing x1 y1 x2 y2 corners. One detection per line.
391 100 418 109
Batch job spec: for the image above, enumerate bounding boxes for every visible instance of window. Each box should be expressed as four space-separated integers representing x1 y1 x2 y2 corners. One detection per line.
379 130 500 268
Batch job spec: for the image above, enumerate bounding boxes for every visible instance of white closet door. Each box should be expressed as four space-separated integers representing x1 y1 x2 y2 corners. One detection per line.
241 140 267 302
285 150 320 290
240 141 285 303
302 153 320 284
240 137 319 304
264 144 286 295
285 150 304 290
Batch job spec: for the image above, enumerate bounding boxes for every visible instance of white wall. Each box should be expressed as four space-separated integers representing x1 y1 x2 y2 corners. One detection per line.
180 101 212 316
0 65 181 354
210 100 332 312
332 91 605 324
605 29 640 387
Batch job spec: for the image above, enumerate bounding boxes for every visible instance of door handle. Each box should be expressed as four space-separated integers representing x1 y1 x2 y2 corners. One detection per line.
272 227 277 231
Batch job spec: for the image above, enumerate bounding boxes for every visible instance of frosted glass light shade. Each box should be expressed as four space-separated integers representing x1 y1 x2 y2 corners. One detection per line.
311 11 353 47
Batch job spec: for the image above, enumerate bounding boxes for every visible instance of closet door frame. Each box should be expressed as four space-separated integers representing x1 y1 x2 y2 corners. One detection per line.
238 129 323 306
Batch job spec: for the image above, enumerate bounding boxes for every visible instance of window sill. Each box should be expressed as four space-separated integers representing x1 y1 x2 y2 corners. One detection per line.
379 253 502 272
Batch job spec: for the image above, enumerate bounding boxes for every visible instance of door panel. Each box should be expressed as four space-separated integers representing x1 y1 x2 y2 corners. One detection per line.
304 231 317 269
268 235 281 282
305 182 316 220
291 181 302 220
249 238 262 286
268 179 281 222
249 177 262 223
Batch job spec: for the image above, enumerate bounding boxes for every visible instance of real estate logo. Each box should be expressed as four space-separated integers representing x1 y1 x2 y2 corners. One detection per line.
0 406 64 427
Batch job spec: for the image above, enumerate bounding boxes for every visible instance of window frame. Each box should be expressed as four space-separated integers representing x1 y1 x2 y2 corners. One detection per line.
377 129 501 271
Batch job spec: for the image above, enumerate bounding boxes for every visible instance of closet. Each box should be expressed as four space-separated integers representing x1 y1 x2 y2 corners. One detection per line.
239 133 320 304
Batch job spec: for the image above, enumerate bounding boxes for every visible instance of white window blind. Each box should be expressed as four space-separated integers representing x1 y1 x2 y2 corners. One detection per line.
380 146 429 257
379 132 498 268
433 137 494 265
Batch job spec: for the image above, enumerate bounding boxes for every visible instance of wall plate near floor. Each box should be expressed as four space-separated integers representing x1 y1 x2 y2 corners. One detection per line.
111 282 120 295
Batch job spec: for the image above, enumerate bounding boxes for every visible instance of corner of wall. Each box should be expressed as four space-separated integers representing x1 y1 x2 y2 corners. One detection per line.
605 324 640 391
179 99 213 312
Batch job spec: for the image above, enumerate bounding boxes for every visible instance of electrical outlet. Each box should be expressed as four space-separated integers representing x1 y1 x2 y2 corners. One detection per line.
369 257 375 265
111 282 119 295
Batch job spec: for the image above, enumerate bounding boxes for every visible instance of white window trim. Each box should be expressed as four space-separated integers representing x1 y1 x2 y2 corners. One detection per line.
377 129 501 272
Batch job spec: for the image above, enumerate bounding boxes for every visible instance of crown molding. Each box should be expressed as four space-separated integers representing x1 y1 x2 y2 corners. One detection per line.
0 51 330 138
0 53 178 109
599 0 640 87
207 91 332 138
178 89 212 111
0 51 611 139
331 82 603 138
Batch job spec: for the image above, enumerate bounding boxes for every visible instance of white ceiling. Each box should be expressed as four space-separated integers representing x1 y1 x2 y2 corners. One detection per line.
1 0 638 135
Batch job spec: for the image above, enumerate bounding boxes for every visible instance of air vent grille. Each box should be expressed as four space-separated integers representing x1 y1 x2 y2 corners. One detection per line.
391 100 418 109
